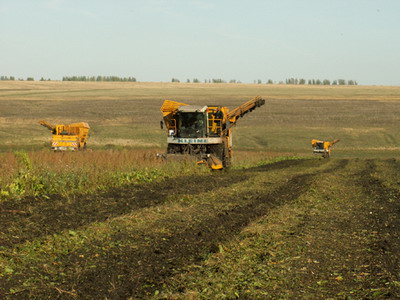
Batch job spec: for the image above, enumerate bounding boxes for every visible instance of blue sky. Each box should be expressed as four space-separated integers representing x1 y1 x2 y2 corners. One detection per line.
1 0 399 85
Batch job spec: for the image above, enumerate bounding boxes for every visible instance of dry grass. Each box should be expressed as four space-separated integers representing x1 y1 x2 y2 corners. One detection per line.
1 81 400 157
1 81 400 101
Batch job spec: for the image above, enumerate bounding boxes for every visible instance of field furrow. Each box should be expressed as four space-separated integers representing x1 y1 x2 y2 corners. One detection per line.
0 158 342 299
153 159 400 299
0 171 250 248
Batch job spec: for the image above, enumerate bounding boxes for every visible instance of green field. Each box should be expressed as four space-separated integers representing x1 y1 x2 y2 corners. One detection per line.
1 82 400 299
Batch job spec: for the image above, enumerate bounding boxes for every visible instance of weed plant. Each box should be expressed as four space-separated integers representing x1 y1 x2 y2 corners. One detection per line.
0 149 212 200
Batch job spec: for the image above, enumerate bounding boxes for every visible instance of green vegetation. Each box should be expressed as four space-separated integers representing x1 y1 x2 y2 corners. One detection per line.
1 158 399 299
0 150 212 200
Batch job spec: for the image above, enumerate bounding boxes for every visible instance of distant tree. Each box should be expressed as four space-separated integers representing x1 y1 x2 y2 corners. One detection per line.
323 79 331 85
267 79 273 84
171 78 180 83
286 78 296 84
338 79 346 85
299 78 306 85
62 75 136 82
193 78 200 83
308 79 312 85
332 80 337 85
315 79 322 85
257 79 262 84
27 77 34 81
186 79 190 83
0 76 14 80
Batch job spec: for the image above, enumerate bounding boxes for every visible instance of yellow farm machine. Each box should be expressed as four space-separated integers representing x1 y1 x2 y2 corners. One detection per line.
39 120 90 151
160 96 266 169
311 139 340 158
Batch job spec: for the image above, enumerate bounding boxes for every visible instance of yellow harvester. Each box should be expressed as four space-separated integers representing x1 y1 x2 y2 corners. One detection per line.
311 139 340 158
160 96 266 169
39 120 90 151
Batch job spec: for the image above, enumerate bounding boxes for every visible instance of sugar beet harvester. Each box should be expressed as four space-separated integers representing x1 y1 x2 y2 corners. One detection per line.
311 139 340 158
39 120 90 151
160 96 266 169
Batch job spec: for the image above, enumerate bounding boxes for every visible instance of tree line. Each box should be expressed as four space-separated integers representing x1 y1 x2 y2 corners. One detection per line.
282 78 357 85
174 78 358 85
0 76 16 80
0 76 137 82
62 76 136 82
172 78 240 84
0 75 358 85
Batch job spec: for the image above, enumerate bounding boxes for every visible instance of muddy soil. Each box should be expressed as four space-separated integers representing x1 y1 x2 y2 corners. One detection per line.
69 163 323 298
1 158 400 299
0 172 250 247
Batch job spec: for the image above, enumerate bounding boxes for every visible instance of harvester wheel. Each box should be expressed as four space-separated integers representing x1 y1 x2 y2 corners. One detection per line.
210 144 231 168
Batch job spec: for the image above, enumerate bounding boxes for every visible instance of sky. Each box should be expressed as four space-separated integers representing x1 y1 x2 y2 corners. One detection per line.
0 0 399 85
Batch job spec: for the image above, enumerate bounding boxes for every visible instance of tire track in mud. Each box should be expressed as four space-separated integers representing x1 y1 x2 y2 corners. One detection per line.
245 157 310 172
0 172 247 248
0 159 313 248
354 159 400 298
59 159 349 299
245 158 399 299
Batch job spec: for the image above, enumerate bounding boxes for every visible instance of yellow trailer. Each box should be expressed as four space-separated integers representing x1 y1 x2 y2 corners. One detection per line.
39 120 90 151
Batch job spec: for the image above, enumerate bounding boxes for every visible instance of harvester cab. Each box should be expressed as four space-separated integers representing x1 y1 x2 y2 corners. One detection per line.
312 139 340 158
39 120 90 151
160 96 266 169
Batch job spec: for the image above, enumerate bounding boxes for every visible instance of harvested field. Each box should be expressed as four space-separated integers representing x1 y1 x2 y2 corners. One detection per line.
1 158 400 299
